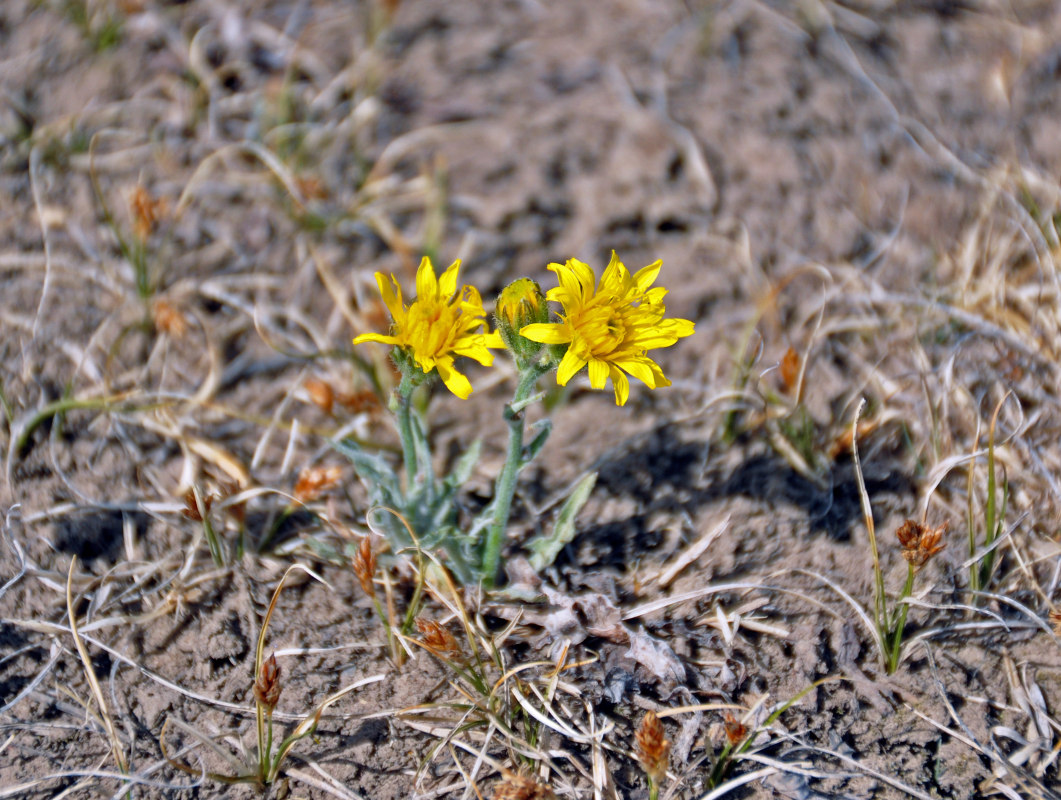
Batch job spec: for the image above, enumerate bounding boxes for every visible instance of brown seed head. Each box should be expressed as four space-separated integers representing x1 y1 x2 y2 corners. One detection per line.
294 465 342 503
722 712 748 747
153 299 189 338
635 710 670 785
181 488 214 522
415 618 461 658
130 184 167 241
254 653 282 711
492 769 556 800
351 536 377 598
896 519 947 571
295 174 328 200
779 346 800 393
304 377 335 415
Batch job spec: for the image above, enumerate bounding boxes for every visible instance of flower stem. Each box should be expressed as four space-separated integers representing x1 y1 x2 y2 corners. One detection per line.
395 374 418 489
887 564 916 674
256 702 268 782
482 364 547 587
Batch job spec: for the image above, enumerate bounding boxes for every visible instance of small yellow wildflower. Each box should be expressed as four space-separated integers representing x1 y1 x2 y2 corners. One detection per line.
354 256 503 399
519 252 695 405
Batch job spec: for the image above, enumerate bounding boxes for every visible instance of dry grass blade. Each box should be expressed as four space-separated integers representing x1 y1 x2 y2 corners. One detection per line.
65 556 129 777
921 646 1061 800
285 764 367 800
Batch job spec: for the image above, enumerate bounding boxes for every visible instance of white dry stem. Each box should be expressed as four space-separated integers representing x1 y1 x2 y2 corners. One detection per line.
66 558 128 776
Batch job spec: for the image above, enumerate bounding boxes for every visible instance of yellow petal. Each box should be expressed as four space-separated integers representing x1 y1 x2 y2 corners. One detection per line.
415 256 438 299
550 259 593 305
643 286 668 305
587 358 609 389
452 338 496 366
599 251 630 295
616 357 657 388
438 259 461 298
436 358 473 399
609 365 630 406
353 332 399 346
519 322 571 345
482 330 506 349
376 272 403 319
556 347 587 386
633 260 662 293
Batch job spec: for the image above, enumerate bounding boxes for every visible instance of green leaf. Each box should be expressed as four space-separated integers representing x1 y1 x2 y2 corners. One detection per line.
445 439 482 490
523 419 552 464
331 439 399 499
527 472 596 572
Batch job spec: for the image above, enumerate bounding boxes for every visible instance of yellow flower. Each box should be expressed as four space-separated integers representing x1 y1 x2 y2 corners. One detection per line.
519 252 695 406
354 256 503 399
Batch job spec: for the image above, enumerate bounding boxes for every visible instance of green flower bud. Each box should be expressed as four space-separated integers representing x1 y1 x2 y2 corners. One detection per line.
495 278 549 366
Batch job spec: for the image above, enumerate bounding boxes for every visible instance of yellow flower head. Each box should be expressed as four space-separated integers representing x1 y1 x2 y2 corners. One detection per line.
354 256 503 399
519 252 695 406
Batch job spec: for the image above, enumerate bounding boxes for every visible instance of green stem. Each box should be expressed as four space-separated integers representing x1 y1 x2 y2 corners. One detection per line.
256 703 268 783
888 564 916 674
395 375 418 489
482 364 547 588
265 711 275 783
202 516 225 567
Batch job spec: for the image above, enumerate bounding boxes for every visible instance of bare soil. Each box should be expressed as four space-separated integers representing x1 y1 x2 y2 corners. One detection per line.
1 1 1060 798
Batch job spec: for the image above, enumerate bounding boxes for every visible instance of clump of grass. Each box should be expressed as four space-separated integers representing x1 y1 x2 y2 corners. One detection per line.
967 394 1011 597
852 399 948 674
382 565 603 795
64 0 124 52
161 565 375 787
350 529 428 666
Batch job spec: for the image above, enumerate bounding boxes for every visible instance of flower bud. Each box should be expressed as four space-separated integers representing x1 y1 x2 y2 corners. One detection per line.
495 279 549 366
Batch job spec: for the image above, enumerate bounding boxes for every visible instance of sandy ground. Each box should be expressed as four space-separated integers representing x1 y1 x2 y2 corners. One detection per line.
1 1 1061 798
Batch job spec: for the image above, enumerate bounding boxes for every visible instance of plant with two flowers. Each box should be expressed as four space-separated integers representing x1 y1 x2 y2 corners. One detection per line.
341 251 694 587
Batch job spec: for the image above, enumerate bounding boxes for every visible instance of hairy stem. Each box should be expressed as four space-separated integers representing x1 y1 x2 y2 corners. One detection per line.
394 374 418 489
482 364 547 587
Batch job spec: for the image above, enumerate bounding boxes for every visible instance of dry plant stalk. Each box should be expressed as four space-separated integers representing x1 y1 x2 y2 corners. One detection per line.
492 769 556 800
635 710 670 798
